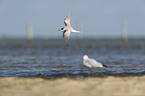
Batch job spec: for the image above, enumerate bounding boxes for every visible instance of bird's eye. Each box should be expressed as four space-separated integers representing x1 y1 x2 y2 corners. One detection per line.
61 28 64 30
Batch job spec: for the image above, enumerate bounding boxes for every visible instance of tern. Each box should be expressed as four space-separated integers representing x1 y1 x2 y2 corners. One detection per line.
83 55 106 74
58 12 80 46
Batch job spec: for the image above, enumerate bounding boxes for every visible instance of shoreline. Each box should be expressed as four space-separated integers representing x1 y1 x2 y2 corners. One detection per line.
0 74 145 96
0 76 145 96
1 72 144 79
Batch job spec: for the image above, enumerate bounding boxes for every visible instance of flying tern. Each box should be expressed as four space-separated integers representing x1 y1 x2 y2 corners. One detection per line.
58 12 80 46
83 55 106 74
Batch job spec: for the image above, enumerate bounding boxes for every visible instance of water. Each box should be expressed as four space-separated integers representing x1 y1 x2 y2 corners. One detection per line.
0 39 145 76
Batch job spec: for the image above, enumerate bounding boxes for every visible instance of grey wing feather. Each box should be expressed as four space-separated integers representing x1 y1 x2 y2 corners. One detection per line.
84 60 93 68
64 12 72 26
86 58 102 68
63 31 71 46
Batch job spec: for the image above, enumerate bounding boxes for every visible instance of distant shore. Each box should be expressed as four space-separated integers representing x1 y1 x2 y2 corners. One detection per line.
0 73 145 96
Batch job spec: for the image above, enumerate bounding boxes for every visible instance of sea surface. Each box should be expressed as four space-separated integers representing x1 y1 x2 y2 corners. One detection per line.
0 39 145 76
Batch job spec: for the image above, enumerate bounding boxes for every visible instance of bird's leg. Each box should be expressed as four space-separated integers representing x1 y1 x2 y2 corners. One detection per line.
88 69 92 75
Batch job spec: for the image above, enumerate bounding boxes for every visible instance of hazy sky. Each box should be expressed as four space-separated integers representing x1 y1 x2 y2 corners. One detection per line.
0 0 145 38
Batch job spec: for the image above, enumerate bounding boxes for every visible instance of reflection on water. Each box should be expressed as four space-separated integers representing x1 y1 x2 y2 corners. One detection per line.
0 39 145 76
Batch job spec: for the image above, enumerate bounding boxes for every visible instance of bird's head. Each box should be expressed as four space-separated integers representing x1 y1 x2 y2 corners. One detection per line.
83 55 88 60
58 28 64 31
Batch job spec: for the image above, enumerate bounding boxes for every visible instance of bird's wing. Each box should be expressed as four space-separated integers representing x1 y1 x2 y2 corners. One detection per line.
64 12 72 27
83 61 93 68
84 58 94 68
86 58 102 68
63 31 71 46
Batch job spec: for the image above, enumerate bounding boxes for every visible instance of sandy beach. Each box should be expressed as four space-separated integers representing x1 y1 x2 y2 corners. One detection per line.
0 75 145 96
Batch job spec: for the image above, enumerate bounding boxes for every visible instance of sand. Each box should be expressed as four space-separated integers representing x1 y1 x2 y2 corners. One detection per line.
0 76 145 96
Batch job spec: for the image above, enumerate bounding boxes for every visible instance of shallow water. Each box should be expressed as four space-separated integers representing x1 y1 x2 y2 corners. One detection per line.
0 39 145 76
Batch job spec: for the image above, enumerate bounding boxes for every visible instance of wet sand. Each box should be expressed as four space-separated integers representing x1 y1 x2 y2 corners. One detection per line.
0 74 145 96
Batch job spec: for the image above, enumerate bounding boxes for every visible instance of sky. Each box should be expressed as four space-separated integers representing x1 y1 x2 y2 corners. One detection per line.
0 0 145 39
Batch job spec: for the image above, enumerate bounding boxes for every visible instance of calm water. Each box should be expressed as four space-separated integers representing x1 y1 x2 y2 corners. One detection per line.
0 39 145 76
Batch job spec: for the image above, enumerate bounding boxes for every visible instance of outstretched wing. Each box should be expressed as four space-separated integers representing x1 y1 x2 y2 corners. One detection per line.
64 12 72 27
63 31 71 46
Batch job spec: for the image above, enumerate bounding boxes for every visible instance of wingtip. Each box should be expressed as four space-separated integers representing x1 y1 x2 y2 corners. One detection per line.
66 42 69 47
65 43 69 47
64 40 69 47
69 12 72 15
102 64 108 67
66 44 69 47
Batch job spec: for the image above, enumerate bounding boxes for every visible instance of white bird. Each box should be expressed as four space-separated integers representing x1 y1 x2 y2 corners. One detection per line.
58 12 80 46
83 55 105 74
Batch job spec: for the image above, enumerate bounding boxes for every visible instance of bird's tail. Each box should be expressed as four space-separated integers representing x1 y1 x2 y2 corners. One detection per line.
103 64 108 67
72 29 80 33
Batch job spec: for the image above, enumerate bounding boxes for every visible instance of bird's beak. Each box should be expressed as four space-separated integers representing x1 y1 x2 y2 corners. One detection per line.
58 29 61 31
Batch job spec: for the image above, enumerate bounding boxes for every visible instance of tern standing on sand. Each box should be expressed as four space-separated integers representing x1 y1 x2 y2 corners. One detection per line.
58 12 80 46
83 55 105 74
